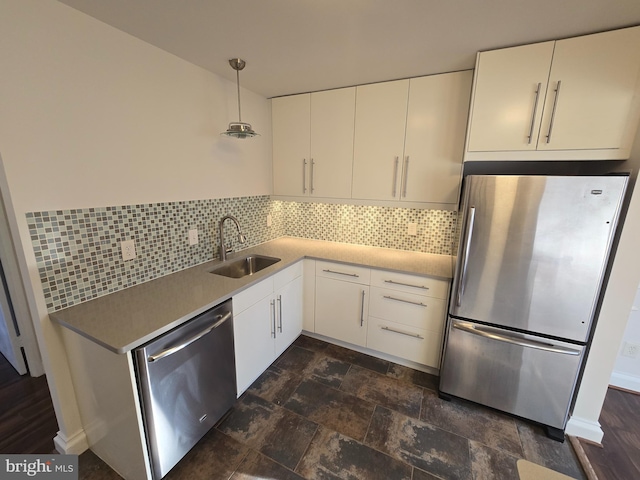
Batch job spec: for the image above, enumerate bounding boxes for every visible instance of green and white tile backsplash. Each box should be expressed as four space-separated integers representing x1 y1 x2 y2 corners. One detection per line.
27 196 456 312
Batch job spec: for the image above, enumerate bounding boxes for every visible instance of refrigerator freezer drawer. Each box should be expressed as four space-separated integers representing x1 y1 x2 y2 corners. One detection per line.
439 318 584 430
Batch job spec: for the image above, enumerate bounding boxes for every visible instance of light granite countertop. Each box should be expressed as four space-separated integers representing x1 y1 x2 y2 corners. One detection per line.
49 237 454 354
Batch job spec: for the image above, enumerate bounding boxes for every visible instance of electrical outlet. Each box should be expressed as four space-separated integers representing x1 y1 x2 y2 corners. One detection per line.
188 228 199 245
621 342 640 359
267 214 272 227
120 239 136 261
408 222 417 236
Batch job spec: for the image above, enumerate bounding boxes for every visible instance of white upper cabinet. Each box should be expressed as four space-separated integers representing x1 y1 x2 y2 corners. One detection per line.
272 94 310 196
403 71 472 204
272 88 355 198
351 73 472 205
465 26 640 161
352 80 410 201
310 88 356 198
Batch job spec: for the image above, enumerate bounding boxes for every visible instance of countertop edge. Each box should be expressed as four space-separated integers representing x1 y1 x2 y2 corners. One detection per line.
50 237 454 354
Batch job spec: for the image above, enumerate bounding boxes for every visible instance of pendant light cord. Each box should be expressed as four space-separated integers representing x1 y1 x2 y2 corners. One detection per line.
236 68 242 122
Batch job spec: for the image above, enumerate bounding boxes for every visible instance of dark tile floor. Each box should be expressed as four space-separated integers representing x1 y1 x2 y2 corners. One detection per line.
78 335 587 480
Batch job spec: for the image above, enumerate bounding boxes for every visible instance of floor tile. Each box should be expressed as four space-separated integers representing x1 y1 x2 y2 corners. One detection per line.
420 389 523 457
247 365 302 406
293 334 330 353
284 378 375 441
166 429 249 480
217 393 317 470
411 468 444 480
78 451 123 480
469 440 520 480
296 426 412 480
365 406 472 480
274 345 352 388
323 342 390 374
340 365 423 418
386 364 439 391
231 450 304 480
517 421 586 479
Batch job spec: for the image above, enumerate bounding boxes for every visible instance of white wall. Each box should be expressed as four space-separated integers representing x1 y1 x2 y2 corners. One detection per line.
0 0 272 453
610 284 640 392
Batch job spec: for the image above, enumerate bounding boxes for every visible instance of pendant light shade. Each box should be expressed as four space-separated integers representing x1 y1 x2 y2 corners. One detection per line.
222 58 259 139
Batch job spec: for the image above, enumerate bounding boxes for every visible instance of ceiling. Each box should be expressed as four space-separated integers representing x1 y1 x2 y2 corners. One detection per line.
56 0 640 98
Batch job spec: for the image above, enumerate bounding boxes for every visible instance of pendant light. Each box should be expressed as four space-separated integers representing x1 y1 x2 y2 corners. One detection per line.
221 58 259 139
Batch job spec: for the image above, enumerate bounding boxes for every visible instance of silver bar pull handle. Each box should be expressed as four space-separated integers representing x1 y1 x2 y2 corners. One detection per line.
148 311 232 362
360 290 366 326
381 326 424 340
452 320 581 355
401 156 409 198
322 269 359 278
271 299 276 338
384 279 428 290
456 206 476 307
392 156 399 197
527 82 541 144
545 80 561 144
277 295 283 333
383 295 426 307
302 159 307 193
310 159 315 194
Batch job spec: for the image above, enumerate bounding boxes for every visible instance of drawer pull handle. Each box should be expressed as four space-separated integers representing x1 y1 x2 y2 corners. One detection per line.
384 279 428 290
323 269 359 278
381 326 424 340
360 290 366 327
383 295 427 307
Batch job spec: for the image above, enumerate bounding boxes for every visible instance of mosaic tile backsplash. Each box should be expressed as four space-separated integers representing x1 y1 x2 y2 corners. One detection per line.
28 197 456 312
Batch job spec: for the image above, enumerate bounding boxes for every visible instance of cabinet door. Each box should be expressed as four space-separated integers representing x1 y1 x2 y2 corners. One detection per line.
466 42 554 152
275 276 303 356
352 80 410 201
315 276 369 347
272 94 311 196
233 295 276 395
402 71 472 204
537 27 640 151
310 88 356 198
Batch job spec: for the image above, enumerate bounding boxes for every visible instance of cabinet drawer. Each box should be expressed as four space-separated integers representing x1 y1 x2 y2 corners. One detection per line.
273 261 303 290
316 261 370 285
367 317 443 368
369 286 445 332
233 277 274 315
370 269 449 299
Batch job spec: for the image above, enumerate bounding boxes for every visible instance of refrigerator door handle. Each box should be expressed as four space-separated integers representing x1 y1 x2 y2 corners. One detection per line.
456 206 476 306
452 320 582 356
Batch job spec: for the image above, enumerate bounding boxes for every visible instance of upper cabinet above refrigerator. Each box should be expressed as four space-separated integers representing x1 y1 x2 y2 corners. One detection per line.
464 26 640 161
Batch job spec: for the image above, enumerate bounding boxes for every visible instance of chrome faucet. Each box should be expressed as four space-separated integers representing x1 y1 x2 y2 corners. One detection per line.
218 215 246 261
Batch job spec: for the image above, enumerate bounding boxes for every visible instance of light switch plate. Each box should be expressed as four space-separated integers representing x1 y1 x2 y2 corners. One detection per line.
188 228 199 245
267 214 272 227
121 239 136 260
408 223 418 236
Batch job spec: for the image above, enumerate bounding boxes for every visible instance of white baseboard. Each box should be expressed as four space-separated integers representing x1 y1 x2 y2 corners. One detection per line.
609 371 640 393
565 416 603 444
53 429 89 454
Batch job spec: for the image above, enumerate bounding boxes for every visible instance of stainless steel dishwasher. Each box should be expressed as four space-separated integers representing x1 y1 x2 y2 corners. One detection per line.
134 299 236 480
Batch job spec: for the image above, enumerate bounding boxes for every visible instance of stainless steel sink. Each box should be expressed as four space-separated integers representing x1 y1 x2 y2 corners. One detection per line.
209 255 281 279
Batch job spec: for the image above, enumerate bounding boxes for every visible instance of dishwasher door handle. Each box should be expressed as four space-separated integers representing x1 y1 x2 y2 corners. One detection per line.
148 311 232 363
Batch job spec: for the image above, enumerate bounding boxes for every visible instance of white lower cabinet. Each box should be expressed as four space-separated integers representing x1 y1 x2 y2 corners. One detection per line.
315 276 369 347
314 261 449 370
233 262 303 395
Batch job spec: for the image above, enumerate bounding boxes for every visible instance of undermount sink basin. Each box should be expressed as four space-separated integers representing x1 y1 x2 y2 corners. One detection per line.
210 255 281 279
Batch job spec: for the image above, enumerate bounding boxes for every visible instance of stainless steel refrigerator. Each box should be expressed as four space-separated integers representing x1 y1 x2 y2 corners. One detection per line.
439 174 627 440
